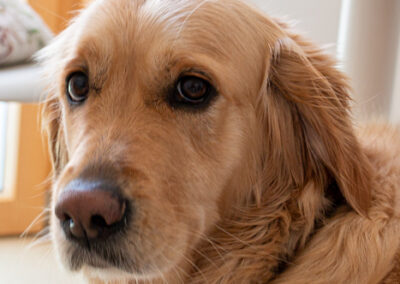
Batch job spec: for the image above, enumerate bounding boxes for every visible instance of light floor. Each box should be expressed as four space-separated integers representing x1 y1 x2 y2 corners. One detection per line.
0 237 85 284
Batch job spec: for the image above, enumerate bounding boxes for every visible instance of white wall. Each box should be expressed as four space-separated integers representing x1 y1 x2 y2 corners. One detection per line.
337 0 400 122
250 0 400 123
251 0 342 54
392 33 400 122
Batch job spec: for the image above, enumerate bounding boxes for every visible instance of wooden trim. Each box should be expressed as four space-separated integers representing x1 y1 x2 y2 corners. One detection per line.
0 104 21 201
0 0 86 236
29 0 84 33
0 104 50 235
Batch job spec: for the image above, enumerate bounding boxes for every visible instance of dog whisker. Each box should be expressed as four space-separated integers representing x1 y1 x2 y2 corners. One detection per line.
20 208 50 238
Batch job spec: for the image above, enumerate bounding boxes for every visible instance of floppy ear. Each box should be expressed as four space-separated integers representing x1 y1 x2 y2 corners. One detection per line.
263 30 373 216
42 96 68 176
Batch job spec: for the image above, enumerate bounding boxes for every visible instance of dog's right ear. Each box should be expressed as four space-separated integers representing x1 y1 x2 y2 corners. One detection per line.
42 96 68 176
258 22 373 216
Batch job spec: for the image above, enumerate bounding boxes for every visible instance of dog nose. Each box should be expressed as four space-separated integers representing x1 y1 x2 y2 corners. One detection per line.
55 180 127 241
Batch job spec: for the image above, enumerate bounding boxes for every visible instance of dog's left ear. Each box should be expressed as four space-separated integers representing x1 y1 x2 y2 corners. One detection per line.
263 27 373 216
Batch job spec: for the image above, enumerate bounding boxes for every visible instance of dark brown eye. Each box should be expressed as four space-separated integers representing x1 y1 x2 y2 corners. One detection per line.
66 72 89 104
176 76 210 103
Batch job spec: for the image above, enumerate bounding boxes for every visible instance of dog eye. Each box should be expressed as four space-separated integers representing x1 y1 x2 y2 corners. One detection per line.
176 76 211 104
66 72 89 104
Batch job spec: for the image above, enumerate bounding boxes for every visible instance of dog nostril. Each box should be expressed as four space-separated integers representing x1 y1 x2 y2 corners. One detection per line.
68 218 85 238
60 214 85 239
63 213 71 222
91 215 107 228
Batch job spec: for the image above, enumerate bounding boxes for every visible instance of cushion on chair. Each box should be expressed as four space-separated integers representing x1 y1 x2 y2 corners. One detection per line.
0 0 52 66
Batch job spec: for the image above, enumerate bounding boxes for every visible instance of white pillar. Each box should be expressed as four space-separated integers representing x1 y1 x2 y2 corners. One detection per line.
337 0 400 121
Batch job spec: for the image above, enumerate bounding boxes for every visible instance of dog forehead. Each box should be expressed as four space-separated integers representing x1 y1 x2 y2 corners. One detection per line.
78 0 266 59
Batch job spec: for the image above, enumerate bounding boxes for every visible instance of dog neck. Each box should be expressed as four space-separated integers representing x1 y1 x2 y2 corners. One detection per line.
186 178 347 283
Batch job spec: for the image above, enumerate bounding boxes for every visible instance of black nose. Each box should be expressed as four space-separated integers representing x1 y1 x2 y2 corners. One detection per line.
55 179 128 242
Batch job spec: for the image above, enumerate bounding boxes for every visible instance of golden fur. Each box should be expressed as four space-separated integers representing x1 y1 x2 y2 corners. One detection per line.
39 0 400 283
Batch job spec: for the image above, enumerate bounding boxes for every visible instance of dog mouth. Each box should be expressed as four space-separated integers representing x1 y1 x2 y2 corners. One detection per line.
58 206 143 274
65 238 137 273
60 224 182 278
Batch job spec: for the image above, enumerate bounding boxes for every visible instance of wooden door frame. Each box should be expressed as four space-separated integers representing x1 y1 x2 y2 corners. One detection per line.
0 0 84 236
0 104 50 235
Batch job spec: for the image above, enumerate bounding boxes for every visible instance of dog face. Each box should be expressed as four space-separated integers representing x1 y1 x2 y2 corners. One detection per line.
41 0 371 282
44 0 269 279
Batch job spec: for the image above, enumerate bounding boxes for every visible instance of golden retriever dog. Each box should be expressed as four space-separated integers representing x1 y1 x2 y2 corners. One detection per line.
39 0 400 283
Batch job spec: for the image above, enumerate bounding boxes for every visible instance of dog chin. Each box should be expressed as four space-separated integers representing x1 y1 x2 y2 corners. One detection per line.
59 243 180 283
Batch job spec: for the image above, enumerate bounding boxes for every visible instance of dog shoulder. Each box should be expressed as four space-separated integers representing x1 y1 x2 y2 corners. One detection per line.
269 124 400 284
357 123 400 217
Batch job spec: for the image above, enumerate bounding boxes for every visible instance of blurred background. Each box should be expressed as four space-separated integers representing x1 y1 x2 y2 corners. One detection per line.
0 0 399 283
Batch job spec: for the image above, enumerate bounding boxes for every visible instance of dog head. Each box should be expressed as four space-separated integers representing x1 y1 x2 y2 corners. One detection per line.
40 0 371 282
